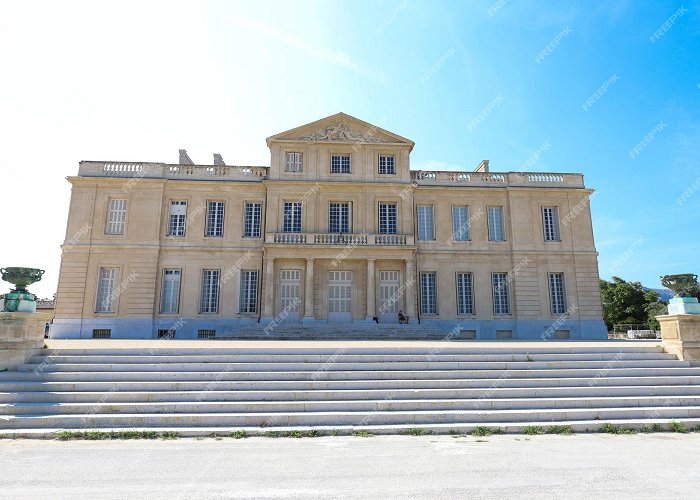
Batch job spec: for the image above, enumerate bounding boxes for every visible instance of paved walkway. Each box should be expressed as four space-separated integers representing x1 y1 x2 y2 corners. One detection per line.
1 434 698 499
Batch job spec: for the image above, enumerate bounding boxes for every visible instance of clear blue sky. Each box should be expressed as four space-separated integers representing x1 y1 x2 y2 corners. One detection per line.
1 0 699 298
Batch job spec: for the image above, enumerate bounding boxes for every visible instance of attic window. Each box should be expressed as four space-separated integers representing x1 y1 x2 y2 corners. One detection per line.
378 155 395 175
330 155 351 174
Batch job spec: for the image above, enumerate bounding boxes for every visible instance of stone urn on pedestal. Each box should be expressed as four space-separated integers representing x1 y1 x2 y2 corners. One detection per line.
0 267 47 371
657 274 700 363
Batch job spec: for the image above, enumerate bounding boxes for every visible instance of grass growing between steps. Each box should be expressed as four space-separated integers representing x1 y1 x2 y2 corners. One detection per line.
472 426 502 437
55 430 178 440
403 428 432 436
352 430 374 437
259 430 322 438
523 426 545 435
600 423 637 435
545 425 574 435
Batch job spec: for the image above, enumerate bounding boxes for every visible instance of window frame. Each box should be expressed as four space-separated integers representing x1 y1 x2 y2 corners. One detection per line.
160 268 182 314
548 272 567 315
205 201 225 237
105 198 128 235
455 272 475 315
420 271 438 315
329 202 352 234
378 154 396 175
487 206 506 242
542 206 562 242
330 154 352 174
167 200 188 237
452 205 471 241
95 267 118 313
239 270 259 314
378 202 398 235
491 272 511 315
282 201 303 233
417 205 435 241
243 201 262 238
199 269 221 314
285 151 303 173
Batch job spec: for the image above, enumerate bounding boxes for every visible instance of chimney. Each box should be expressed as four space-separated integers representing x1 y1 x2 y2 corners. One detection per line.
213 153 226 166
474 160 489 173
179 149 194 165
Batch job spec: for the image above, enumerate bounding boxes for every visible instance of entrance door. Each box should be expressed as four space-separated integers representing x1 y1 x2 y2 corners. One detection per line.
280 269 301 323
328 271 352 323
379 271 400 323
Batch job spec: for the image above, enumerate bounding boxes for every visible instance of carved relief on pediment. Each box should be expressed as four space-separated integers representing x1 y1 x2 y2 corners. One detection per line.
298 123 390 143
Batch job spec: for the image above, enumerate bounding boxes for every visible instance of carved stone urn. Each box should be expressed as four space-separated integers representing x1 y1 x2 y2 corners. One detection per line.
0 267 45 313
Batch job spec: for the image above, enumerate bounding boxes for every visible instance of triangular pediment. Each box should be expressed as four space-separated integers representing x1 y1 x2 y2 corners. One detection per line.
266 112 414 150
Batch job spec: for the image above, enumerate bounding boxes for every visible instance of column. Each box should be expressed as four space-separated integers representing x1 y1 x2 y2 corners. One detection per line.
405 258 416 323
366 258 376 321
303 258 315 323
262 257 275 320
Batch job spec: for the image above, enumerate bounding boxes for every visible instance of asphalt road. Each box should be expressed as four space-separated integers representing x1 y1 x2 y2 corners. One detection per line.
2 434 699 499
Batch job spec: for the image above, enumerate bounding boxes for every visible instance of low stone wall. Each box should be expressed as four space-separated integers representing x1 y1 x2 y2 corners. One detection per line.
0 312 46 371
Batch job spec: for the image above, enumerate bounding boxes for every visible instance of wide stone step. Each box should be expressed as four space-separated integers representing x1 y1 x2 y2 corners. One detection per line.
5 375 700 394
17 359 687 373
4 406 700 429
6 396 700 416
26 352 678 365
5 385 700 404
4 367 700 383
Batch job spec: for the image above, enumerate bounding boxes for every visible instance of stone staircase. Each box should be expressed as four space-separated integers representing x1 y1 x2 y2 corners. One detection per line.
3 342 700 437
222 324 446 340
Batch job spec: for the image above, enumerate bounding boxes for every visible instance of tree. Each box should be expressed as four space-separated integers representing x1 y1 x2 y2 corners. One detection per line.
600 277 651 331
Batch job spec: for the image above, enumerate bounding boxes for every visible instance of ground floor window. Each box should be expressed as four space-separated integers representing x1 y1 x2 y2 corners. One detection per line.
420 272 437 315
240 270 259 313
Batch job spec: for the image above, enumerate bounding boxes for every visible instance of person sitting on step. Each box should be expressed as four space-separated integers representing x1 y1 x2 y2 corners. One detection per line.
398 310 409 324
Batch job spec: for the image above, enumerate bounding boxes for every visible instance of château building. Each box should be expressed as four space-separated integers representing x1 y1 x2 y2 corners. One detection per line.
51 113 606 339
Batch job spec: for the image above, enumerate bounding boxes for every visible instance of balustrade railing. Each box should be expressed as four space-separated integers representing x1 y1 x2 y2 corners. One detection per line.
267 233 413 246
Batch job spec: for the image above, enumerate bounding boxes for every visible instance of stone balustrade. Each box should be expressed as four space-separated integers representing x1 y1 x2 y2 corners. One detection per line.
79 161 269 181
267 233 414 246
410 170 584 188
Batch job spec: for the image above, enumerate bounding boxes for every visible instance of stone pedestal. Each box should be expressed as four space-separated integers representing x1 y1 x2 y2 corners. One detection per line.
668 297 700 315
657 314 700 363
0 312 46 371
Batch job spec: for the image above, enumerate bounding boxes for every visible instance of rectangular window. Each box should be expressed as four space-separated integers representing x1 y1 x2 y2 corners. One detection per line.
197 329 216 339
492 272 511 315
417 205 435 241
543 207 561 242
378 203 398 234
244 202 262 238
168 200 187 236
452 206 471 241
200 269 220 313
158 329 176 339
160 269 181 314
456 272 474 315
548 272 567 315
95 267 117 313
240 270 259 314
420 272 438 315
205 201 224 237
378 154 395 175
92 329 111 339
330 154 351 173
329 202 351 233
283 202 302 232
487 206 505 241
285 152 303 172
105 199 127 235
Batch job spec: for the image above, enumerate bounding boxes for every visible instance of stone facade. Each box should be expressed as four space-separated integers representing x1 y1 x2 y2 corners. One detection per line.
51 113 606 339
